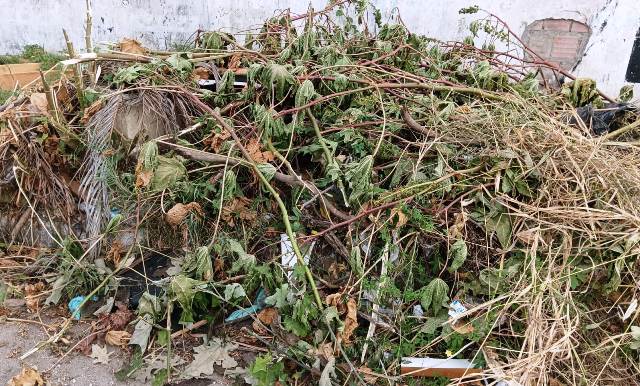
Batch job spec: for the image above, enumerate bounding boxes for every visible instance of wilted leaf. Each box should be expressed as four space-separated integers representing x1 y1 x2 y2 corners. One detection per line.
319 357 336 386
344 155 373 206
90 344 112 364
228 239 256 274
150 155 187 191
256 163 277 181
169 275 208 324
182 246 213 281
182 338 239 378
265 284 292 309
295 79 316 107
129 315 153 353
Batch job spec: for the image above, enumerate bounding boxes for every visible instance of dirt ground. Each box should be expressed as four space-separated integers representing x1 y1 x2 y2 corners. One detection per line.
0 301 231 386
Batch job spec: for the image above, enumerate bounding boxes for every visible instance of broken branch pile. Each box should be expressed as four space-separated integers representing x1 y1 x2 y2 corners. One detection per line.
2 2 640 385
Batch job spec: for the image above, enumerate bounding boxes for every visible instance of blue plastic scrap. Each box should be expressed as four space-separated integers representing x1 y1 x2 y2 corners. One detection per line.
68 295 98 320
224 288 267 323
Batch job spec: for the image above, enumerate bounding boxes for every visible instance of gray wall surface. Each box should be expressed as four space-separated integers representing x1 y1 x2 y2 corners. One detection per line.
2 0 640 96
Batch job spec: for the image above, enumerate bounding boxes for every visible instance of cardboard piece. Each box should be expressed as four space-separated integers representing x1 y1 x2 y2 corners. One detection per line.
0 63 41 90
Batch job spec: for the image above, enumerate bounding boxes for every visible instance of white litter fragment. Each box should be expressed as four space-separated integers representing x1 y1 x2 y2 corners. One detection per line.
448 300 467 318
400 357 481 378
413 305 424 317
622 298 638 321
281 233 314 280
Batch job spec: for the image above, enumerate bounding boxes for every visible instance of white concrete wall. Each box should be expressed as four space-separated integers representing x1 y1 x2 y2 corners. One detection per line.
2 0 639 96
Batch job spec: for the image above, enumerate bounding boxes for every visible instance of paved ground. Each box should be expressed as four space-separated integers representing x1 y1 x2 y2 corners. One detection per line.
0 303 231 385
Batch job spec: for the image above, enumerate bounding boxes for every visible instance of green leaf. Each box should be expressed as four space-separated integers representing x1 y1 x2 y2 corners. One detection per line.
166 54 193 73
256 163 277 181
494 213 512 249
344 155 373 206
150 155 187 191
420 315 448 335
265 284 291 308
228 239 256 274
249 354 286 385
182 246 213 281
169 275 207 324
421 278 449 316
295 79 315 107
448 239 468 273
224 283 246 302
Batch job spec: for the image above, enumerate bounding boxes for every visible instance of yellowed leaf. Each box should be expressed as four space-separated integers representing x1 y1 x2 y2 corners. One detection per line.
7 367 44 386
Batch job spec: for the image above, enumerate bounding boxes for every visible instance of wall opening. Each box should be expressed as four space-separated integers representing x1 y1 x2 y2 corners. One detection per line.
522 18 591 71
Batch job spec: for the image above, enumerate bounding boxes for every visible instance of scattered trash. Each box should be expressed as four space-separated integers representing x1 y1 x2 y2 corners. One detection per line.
68 295 98 319
622 298 638 321
225 287 267 323
448 300 468 318
280 233 314 281
400 357 482 378
1 1 639 384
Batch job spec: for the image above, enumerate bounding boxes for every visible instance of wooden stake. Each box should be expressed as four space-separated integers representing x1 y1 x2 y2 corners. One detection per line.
62 29 84 108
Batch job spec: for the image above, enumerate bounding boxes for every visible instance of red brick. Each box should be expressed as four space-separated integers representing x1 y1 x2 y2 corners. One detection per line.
570 22 590 33
527 21 545 31
553 35 580 45
543 19 573 31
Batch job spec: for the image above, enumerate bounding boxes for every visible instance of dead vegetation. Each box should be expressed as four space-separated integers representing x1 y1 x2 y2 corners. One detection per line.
1 1 640 385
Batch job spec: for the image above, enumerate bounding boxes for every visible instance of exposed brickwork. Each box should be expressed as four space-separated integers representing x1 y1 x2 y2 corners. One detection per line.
522 18 591 71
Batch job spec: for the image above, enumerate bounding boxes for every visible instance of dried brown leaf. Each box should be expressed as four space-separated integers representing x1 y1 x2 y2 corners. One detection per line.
24 282 45 312
118 38 147 55
105 330 131 347
341 298 358 345
135 169 153 188
246 138 274 163
7 367 44 386
165 202 204 227
29 93 49 115
192 67 210 80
